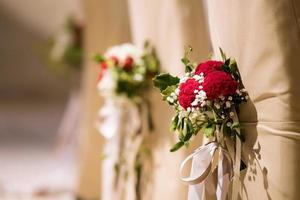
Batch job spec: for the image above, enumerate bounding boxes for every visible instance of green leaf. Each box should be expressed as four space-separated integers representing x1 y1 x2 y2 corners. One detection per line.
93 53 105 62
181 46 194 73
170 141 185 152
162 85 177 101
202 123 216 138
181 57 189 65
185 64 194 73
221 64 231 74
219 47 226 61
179 119 188 141
225 58 231 66
153 73 180 92
231 122 240 130
183 118 195 141
229 58 238 71
170 114 179 131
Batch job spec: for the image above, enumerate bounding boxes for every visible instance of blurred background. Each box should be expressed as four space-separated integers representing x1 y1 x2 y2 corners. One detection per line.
0 0 84 199
0 0 211 199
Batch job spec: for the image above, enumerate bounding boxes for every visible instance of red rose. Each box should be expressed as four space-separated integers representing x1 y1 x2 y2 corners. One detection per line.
195 60 223 75
178 78 201 109
97 62 108 82
123 56 134 71
202 71 238 100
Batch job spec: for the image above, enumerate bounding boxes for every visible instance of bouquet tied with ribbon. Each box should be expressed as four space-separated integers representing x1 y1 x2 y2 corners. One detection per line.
153 48 248 200
95 42 160 200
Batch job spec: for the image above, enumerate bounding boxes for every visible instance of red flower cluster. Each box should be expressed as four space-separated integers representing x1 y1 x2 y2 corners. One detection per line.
123 56 134 71
178 60 238 109
202 71 238 100
195 60 223 75
98 62 108 82
178 79 200 109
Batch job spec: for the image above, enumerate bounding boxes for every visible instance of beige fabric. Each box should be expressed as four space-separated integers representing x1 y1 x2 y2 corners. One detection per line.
127 0 210 199
77 0 131 199
206 0 300 199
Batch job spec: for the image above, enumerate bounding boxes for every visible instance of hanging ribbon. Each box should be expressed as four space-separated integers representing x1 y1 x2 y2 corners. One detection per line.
180 109 242 200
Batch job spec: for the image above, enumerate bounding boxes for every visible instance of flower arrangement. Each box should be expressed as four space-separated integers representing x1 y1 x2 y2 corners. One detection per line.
153 48 248 199
48 17 83 76
154 48 248 151
95 42 160 100
95 42 160 199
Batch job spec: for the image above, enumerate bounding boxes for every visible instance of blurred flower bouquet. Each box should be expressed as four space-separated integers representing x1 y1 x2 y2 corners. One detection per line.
153 48 248 200
95 43 159 99
39 17 84 152
95 42 160 200
48 18 83 77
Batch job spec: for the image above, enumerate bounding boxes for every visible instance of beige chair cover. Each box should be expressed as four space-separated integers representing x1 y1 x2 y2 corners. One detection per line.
77 0 131 199
205 0 300 199
127 0 210 199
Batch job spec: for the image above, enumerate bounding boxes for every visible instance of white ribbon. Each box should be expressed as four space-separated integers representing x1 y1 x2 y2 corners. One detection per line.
180 141 236 200
96 97 141 139
180 108 242 200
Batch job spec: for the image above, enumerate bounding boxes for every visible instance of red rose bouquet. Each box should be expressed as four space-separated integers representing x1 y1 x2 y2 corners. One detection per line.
153 48 248 200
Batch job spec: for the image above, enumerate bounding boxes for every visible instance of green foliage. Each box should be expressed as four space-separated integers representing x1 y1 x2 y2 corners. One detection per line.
162 85 177 101
170 114 179 131
153 73 180 92
142 46 160 75
169 116 197 152
219 47 226 61
181 46 195 73
93 53 105 63
201 122 216 138
170 141 185 152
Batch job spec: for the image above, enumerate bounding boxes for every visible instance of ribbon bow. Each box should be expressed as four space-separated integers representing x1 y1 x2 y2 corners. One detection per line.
180 139 241 200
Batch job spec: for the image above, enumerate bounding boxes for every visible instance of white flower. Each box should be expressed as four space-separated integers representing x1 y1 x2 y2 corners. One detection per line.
191 99 199 106
167 96 175 103
193 74 204 83
214 103 220 109
230 112 234 117
104 43 143 65
133 74 143 81
226 122 232 127
175 88 180 95
225 101 231 108
228 96 233 101
180 77 188 83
